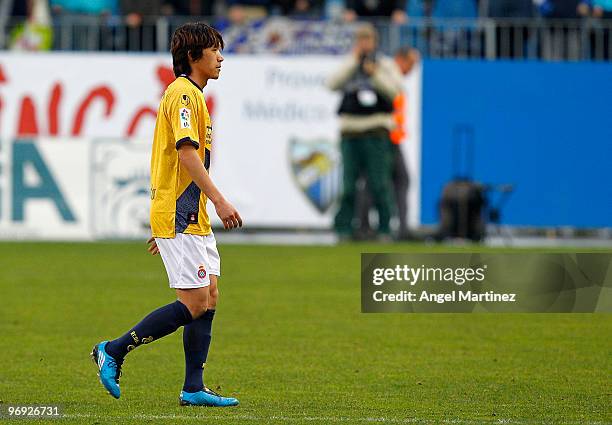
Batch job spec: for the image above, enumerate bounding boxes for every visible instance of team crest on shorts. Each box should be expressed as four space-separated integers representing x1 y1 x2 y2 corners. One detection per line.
197 266 207 279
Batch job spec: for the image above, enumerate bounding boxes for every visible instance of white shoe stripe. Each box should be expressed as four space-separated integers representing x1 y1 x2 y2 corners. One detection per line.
98 351 105 370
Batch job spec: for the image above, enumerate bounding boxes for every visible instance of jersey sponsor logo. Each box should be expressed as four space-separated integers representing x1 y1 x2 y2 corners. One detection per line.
197 265 207 279
180 94 191 106
180 108 191 129
289 138 341 213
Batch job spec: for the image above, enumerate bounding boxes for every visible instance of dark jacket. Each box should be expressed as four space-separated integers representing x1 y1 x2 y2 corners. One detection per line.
345 0 407 17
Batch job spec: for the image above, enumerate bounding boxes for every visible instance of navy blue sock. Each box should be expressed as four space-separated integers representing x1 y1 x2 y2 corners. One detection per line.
182 309 215 393
105 300 193 360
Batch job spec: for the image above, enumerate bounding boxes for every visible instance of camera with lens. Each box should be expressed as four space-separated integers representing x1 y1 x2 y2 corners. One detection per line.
359 51 378 70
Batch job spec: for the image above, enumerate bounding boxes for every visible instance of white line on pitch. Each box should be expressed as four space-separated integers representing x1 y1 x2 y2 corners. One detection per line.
61 413 607 425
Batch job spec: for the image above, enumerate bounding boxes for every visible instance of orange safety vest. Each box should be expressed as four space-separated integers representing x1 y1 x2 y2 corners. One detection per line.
390 92 407 145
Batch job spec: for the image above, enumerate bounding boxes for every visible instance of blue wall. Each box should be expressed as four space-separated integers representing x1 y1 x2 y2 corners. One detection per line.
421 60 612 228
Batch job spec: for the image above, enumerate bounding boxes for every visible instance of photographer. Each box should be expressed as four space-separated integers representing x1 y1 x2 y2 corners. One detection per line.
327 23 404 240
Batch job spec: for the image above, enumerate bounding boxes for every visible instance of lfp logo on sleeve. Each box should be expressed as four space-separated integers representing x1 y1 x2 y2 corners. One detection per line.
180 108 191 129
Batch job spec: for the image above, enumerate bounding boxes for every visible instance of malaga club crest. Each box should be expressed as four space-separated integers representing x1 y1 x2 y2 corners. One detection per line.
289 138 341 213
92 141 151 238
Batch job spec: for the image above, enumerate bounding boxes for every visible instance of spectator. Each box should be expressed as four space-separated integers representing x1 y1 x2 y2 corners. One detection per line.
407 0 426 17
592 0 612 59
276 0 324 18
50 0 118 15
487 0 535 17
357 46 419 240
120 0 167 50
327 23 403 241
50 0 117 50
343 0 408 24
0 0 29 48
225 0 273 25
487 0 535 58
8 0 53 51
389 47 419 239
592 0 612 17
535 0 588 18
426 0 477 57
431 0 477 18
536 0 591 60
165 0 217 17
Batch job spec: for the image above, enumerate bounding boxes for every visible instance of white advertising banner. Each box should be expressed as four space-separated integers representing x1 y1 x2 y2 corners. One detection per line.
0 53 421 239
0 138 91 240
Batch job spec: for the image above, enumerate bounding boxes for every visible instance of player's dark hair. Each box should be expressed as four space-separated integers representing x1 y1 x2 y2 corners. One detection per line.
171 22 224 78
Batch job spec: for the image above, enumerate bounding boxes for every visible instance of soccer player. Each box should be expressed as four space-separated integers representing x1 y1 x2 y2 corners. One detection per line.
91 22 242 407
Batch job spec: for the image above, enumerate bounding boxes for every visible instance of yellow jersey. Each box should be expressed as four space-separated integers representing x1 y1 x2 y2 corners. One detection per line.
150 75 213 238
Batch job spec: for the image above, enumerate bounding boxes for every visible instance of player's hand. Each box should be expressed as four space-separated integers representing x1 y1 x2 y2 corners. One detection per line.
215 199 243 230
147 236 159 255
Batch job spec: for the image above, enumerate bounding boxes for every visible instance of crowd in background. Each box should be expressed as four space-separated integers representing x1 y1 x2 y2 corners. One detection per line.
6 0 612 24
2 0 612 57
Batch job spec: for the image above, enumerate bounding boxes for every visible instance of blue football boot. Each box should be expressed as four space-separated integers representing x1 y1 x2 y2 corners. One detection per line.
179 387 239 407
90 341 122 399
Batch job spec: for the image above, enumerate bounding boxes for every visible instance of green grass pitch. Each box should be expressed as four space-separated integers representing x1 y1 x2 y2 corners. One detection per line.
0 242 610 424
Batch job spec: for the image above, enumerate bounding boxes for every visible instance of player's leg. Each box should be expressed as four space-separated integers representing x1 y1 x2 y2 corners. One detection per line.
179 234 238 407
91 298 194 399
179 276 237 407
91 234 206 399
180 276 216 393
178 281 215 396
104 233 209 358
176 286 210 319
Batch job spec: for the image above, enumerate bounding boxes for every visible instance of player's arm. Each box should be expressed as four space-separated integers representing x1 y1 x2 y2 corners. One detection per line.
178 145 242 230
166 89 242 230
